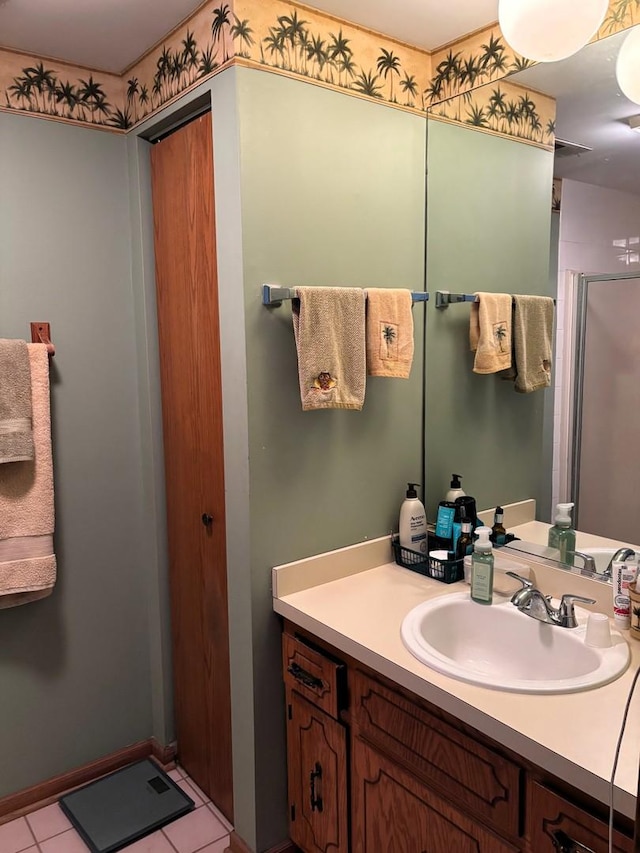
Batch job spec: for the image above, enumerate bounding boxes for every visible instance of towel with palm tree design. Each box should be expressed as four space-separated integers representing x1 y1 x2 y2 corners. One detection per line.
365 288 414 378
469 292 512 374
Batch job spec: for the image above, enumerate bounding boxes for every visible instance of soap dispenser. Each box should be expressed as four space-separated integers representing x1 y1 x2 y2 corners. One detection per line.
471 526 494 605
445 474 465 502
399 483 428 554
548 503 576 566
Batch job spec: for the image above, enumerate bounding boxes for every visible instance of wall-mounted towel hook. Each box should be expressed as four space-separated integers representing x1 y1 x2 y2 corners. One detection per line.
30 323 55 357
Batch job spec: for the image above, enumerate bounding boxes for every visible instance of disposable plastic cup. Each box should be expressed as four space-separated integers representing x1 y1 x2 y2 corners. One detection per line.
584 612 612 648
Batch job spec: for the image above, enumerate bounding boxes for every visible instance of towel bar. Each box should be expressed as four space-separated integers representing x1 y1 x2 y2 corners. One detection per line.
30 322 55 356
435 291 556 310
262 284 429 307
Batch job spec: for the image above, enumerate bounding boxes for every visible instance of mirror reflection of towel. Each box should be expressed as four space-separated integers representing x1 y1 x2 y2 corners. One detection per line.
469 292 512 373
509 295 554 394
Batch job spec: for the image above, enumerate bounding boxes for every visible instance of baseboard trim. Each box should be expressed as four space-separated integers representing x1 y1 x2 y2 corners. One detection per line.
0 737 175 826
226 831 298 853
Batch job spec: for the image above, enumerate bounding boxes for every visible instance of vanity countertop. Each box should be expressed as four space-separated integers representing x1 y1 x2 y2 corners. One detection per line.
509 519 639 554
272 536 640 818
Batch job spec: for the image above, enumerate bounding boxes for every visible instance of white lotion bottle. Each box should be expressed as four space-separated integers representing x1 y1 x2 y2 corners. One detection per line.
445 473 465 502
399 483 428 555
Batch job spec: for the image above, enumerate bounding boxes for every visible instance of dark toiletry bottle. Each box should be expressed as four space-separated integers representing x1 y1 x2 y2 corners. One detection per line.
454 495 478 531
456 512 474 561
491 506 507 546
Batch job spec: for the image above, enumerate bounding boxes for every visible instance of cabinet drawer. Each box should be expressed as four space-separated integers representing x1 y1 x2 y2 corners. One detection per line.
527 782 633 852
351 736 520 853
350 669 521 838
283 631 345 719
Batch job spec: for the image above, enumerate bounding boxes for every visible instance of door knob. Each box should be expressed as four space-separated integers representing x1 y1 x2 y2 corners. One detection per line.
201 513 213 527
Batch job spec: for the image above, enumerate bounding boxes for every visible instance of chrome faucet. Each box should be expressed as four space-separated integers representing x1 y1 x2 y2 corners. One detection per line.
506 572 596 628
602 548 636 579
566 550 596 574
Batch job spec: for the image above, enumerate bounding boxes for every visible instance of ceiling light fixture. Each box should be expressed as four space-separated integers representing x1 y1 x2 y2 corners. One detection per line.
498 0 609 63
616 27 640 106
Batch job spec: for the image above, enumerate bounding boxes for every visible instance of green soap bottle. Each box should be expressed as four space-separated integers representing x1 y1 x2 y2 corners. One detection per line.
471 526 494 605
547 503 576 566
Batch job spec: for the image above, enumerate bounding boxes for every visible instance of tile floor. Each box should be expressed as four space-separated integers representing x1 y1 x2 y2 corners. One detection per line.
0 765 232 853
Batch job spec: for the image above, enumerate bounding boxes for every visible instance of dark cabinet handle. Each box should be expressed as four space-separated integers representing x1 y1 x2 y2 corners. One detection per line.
287 663 324 691
551 830 596 853
310 762 323 812
201 513 213 527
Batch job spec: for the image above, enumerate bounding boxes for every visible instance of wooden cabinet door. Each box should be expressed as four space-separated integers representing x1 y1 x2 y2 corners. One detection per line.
528 782 633 852
286 690 348 853
351 736 520 853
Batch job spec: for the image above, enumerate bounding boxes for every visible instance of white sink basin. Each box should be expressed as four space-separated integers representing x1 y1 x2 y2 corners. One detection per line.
401 592 629 693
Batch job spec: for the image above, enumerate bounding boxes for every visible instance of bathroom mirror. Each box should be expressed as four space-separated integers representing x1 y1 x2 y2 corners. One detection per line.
424 29 640 576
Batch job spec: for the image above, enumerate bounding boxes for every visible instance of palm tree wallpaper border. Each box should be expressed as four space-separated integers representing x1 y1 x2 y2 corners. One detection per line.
430 79 556 152
0 0 636 137
1 50 124 128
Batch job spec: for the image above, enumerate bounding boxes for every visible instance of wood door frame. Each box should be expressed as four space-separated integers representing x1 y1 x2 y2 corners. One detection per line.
127 84 256 845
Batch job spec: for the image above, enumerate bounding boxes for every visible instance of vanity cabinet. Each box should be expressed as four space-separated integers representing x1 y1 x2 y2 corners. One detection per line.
527 782 633 853
351 736 519 852
281 623 634 853
283 633 349 853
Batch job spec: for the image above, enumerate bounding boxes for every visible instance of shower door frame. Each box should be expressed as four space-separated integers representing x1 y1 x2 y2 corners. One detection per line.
570 271 640 523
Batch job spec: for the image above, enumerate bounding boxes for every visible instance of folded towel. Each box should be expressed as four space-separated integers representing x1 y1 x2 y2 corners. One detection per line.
0 344 56 607
0 339 34 464
292 287 366 411
469 292 513 374
365 288 414 378
510 295 554 393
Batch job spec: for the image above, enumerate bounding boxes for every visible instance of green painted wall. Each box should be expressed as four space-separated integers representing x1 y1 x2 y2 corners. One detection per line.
425 119 554 520
0 112 153 796
237 67 426 850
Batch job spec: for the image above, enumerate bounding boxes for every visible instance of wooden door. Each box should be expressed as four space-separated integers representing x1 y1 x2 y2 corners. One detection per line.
286 690 348 853
351 737 519 853
150 113 233 822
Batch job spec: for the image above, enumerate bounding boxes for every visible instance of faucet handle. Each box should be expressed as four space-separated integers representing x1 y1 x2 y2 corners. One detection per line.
566 551 597 573
505 572 535 606
505 571 533 590
559 594 597 628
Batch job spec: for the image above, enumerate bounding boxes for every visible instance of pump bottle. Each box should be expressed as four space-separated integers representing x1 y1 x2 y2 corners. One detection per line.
455 512 474 561
471 526 494 605
548 503 576 565
399 483 428 554
445 474 465 503
491 506 507 546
